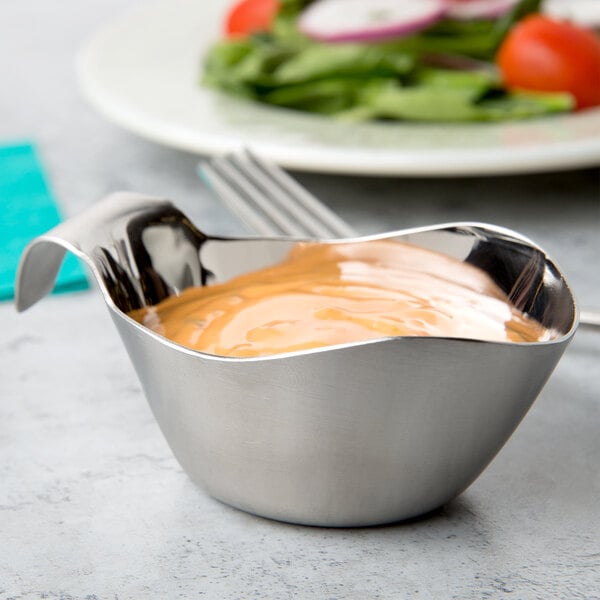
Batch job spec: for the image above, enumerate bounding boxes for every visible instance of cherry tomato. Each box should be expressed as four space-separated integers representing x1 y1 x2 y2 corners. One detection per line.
497 15 600 110
225 0 279 38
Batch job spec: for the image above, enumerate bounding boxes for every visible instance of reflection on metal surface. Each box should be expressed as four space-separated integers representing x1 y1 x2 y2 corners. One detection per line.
15 192 577 527
16 192 576 333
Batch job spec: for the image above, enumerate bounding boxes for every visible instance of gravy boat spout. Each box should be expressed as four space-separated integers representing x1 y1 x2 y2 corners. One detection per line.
16 192 577 527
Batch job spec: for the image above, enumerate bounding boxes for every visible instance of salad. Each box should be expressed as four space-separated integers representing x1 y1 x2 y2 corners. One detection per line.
203 0 600 122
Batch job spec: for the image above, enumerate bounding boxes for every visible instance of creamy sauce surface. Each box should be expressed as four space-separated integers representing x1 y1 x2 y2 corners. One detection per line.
129 240 556 357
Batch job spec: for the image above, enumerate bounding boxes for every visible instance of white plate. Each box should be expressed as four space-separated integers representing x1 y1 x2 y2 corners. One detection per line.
78 0 600 176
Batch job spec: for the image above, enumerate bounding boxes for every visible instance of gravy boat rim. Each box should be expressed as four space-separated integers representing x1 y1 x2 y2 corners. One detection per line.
119 312 579 364
21 209 577 361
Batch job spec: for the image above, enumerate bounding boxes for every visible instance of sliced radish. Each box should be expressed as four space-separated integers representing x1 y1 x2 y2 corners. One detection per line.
298 0 448 43
446 0 520 20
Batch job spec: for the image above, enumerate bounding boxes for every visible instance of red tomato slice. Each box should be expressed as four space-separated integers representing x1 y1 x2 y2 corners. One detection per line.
225 0 279 38
497 15 600 110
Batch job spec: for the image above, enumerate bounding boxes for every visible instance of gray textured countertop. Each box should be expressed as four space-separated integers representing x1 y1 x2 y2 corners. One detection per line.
1 1 599 598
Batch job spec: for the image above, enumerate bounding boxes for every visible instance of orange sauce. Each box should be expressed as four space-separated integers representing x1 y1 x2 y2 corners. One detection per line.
128 240 555 357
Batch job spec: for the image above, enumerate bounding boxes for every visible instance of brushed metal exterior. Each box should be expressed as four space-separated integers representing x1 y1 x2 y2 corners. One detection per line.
16 192 577 526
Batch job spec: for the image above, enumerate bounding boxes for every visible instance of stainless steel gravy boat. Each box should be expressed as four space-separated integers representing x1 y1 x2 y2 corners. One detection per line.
16 192 577 527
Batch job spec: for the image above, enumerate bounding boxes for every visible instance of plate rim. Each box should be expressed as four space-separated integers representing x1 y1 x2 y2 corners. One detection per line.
77 0 600 177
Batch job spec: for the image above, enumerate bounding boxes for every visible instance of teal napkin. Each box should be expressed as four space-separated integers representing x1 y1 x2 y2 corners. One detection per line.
0 142 89 301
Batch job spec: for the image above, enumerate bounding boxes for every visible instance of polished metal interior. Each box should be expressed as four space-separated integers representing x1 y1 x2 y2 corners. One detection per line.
16 192 576 333
16 192 577 526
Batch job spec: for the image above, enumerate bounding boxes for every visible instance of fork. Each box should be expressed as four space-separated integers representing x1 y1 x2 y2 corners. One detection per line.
198 149 600 328
198 149 355 239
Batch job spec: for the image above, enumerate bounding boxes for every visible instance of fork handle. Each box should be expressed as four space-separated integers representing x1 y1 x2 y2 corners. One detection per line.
579 311 600 328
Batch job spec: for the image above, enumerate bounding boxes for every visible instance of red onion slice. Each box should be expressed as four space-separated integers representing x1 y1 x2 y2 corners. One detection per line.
446 0 520 20
298 0 449 43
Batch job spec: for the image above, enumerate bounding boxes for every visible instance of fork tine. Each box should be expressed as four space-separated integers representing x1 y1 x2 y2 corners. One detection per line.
244 149 357 238
208 155 310 237
200 150 357 238
199 162 282 237
226 152 335 238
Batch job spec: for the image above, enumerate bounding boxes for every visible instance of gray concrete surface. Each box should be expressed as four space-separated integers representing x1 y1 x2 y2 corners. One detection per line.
1 1 599 598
